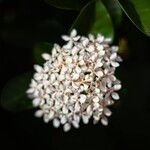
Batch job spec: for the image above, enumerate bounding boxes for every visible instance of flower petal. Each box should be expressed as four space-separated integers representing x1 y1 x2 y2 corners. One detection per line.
73 36 80 41
60 115 67 124
86 105 92 115
63 123 71 132
86 45 95 52
93 97 99 103
72 73 79 80
63 41 73 49
111 61 120 67
34 65 43 73
62 105 68 114
61 35 70 41
95 70 103 78
111 92 120 100
48 110 55 120
74 102 80 112
42 53 51 60
53 118 60 128
71 29 77 37
104 108 112 117
110 53 117 60
79 94 87 104
82 38 89 46
114 84 122 90
111 46 118 52
82 115 89 124
72 120 79 128
101 116 108 126
97 34 104 43
34 110 43 117
32 98 41 107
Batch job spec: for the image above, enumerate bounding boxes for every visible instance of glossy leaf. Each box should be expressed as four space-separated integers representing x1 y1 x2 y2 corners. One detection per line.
0 73 33 112
70 0 95 34
71 0 114 38
117 0 150 35
45 0 90 10
102 0 122 29
90 0 114 37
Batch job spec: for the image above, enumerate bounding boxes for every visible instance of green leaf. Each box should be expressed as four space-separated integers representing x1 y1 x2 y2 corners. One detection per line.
70 0 95 34
102 0 122 29
33 42 53 65
70 0 114 38
45 0 90 10
90 0 114 37
0 73 33 112
117 0 150 35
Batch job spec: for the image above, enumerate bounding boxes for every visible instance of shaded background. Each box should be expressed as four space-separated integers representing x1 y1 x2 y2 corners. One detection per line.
0 0 150 149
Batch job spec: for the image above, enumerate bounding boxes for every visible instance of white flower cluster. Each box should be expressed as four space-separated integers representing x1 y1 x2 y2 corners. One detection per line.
27 29 122 132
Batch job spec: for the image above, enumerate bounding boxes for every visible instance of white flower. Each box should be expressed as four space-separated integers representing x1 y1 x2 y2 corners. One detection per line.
104 108 112 117
32 98 41 107
72 120 79 128
80 37 89 47
79 94 87 104
111 92 120 100
63 123 71 132
96 34 104 43
110 53 120 67
53 118 60 128
93 97 99 103
42 53 51 61
62 29 80 49
34 110 43 118
113 84 122 91
27 29 122 132
82 115 90 124
101 116 108 126
60 115 67 124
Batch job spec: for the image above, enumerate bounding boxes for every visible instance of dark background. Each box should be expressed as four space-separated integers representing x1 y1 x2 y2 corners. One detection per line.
1 0 150 149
